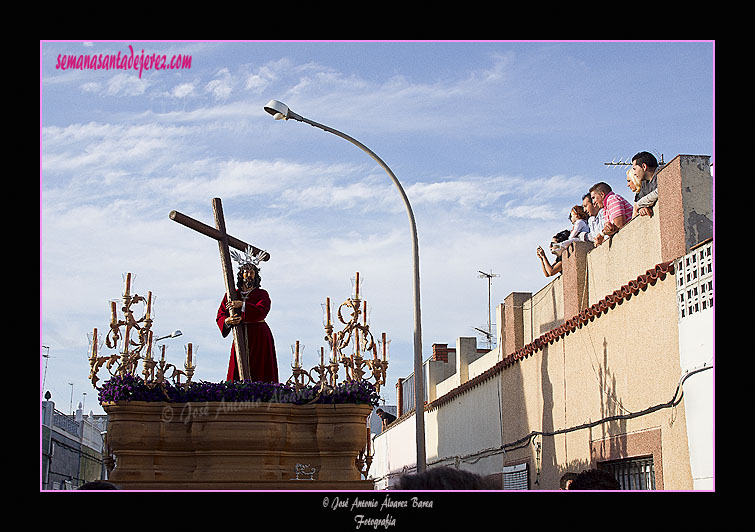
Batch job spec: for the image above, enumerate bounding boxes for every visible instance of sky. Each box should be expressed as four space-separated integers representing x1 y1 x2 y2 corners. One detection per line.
40 40 714 416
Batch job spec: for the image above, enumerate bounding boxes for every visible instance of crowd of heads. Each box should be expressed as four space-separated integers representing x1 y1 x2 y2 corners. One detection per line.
394 466 621 490
561 469 622 490
74 468 621 491
537 151 660 277
395 466 500 490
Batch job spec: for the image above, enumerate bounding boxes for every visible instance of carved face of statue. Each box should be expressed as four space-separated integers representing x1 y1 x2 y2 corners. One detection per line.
239 264 257 290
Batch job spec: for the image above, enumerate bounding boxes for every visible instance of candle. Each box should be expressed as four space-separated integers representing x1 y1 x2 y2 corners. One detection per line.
295 341 300 368
326 297 331 326
366 426 371 453
91 328 98 359
123 323 131 354
146 330 153 359
146 291 152 319
382 332 387 362
355 272 360 299
363 300 367 325
320 346 325 367
160 345 166 361
110 301 117 324
124 272 131 297
186 343 193 366
355 326 360 358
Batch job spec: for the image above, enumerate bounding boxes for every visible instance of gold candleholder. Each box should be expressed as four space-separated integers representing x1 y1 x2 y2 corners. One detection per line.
321 273 389 394
284 273 390 403
88 273 197 392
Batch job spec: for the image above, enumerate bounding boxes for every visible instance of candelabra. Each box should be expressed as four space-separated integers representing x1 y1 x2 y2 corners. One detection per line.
286 272 390 397
88 273 196 390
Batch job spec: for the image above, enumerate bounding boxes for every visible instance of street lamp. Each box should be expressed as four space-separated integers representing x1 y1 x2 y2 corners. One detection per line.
155 330 183 342
263 100 427 473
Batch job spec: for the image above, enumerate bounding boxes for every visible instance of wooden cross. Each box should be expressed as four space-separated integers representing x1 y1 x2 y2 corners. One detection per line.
169 198 270 381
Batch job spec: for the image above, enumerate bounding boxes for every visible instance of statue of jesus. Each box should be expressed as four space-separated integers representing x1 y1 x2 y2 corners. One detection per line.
216 249 279 383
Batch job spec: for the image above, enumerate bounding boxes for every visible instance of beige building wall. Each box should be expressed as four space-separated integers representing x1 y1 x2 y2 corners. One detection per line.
500 268 691 489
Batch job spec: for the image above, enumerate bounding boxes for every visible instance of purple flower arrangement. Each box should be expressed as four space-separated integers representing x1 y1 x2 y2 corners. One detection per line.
98 374 380 407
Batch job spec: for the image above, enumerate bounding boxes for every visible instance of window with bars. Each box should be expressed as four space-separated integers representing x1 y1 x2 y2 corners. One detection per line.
502 462 529 490
600 456 656 490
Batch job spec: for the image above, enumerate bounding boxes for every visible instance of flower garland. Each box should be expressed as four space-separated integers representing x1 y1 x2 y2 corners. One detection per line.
98 374 380 407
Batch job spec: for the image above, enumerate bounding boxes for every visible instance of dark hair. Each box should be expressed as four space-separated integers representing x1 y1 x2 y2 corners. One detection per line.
568 469 621 490
236 264 261 290
560 472 578 489
550 230 571 262
396 466 498 490
77 480 121 490
632 151 658 169
589 182 611 195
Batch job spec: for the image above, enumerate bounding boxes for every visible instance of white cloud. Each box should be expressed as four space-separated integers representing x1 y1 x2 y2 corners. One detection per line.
244 73 271 93
41 121 200 183
171 82 197 98
81 81 101 93
205 68 233 101
105 72 149 96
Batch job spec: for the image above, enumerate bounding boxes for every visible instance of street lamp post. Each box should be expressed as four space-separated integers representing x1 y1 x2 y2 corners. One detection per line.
155 330 183 342
263 100 426 473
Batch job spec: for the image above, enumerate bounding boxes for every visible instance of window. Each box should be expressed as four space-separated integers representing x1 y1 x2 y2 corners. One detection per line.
502 463 528 490
601 456 656 490
676 241 713 319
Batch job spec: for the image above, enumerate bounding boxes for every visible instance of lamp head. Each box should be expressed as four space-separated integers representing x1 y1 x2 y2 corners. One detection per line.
264 99 290 120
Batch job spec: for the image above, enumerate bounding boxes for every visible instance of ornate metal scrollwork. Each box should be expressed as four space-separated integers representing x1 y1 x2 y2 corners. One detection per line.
89 273 196 391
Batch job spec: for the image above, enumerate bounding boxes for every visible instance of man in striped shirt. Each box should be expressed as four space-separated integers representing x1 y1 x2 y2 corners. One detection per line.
589 182 634 245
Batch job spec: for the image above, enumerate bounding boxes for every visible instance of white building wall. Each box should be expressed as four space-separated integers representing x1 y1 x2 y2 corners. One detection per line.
371 338 505 488
675 242 714 490
370 414 418 489
427 376 503 477
468 348 500 379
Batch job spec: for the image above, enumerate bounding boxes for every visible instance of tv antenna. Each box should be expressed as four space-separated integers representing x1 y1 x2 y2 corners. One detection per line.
476 270 500 350
603 156 632 168
604 152 665 168
473 326 494 350
42 345 55 392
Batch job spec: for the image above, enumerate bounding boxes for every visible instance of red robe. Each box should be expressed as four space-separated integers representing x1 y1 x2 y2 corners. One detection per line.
216 288 279 382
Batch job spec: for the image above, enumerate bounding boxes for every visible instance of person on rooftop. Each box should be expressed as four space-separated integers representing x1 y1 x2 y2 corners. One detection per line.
537 229 570 277
626 167 642 219
567 205 590 241
553 203 593 250
589 182 633 245
375 408 397 430
578 192 604 244
631 151 660 217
